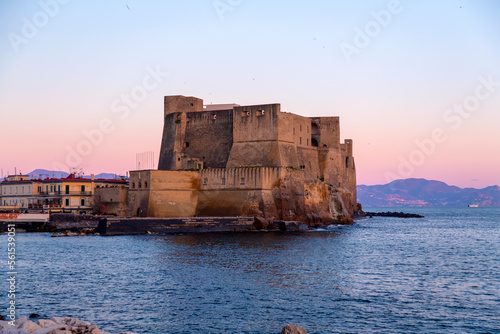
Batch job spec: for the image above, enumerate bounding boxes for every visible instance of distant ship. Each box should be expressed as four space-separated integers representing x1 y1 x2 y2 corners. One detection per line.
468 204 479 208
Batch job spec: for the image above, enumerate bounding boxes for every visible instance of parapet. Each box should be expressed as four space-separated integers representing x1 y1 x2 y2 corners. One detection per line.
344 139 353 156
164 95 204 115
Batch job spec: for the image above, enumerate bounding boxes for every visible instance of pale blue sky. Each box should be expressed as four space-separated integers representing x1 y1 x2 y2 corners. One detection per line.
1 0 499 187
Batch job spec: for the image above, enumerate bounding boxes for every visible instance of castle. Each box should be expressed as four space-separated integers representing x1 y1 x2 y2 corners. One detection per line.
127 95 356 224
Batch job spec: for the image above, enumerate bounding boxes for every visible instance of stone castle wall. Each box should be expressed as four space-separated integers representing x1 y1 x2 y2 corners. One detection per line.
144 95 357 224
128 167 355 224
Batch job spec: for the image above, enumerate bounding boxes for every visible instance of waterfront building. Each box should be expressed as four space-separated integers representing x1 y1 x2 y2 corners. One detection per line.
0 174 128 214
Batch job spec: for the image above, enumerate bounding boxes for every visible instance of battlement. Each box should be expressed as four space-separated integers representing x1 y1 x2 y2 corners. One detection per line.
164 95 203 115
199 167 295 190
185 109 233 125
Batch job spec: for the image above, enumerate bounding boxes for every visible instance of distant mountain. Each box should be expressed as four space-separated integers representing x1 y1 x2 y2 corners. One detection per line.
27 169 69 179
358 178 499 207
26 170 124 180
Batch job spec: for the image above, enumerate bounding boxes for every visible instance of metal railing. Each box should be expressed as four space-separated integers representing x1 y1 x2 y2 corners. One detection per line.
38 191 92 196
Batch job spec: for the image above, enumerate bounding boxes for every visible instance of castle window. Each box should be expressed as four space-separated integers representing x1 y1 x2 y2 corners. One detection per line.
138 182 142 188
300 165 305 170
204 178 208 185
311 138 319 147
190 103 194 106
178 158 181 161
300 124 302 132
145 181 148 188
241 111 250 117
311 122 319 135
132 182 135 189
65 199 69 206
241 178 245 185
222 178 226 185
256 110 265 116
300 137 302 145
307 138 309 146
184 142 190 148
81 199 85 206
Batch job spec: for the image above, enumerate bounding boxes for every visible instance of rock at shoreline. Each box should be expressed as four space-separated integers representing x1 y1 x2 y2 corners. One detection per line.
0 316 137 334
51 229 98 237
0 317 307 333
281 324 308 334
364 211 424 218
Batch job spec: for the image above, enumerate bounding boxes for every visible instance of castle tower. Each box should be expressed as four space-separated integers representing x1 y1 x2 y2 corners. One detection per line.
158 96 234 170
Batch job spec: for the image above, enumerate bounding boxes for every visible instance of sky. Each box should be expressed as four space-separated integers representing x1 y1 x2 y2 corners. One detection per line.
0 0 499 188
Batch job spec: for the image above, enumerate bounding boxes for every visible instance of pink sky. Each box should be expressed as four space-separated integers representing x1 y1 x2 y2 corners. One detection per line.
1 1 499 189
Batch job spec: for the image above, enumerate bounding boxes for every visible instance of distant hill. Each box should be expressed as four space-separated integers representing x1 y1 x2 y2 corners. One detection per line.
26 170 124 180
27 169 69 179
357 178 499 207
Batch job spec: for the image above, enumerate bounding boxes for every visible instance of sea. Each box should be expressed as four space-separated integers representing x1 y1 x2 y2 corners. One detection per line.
1 207 499 333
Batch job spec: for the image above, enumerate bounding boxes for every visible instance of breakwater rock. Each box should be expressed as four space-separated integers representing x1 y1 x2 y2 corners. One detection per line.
281 324 308 334
0 316 307 333
365 211 424 218
0 316 137 334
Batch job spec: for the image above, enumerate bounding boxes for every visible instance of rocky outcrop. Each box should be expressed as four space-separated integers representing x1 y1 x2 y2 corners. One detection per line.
273 174 356 226
281 324 308 334
1 317 305 333
0 317 137 334
365 211 424 218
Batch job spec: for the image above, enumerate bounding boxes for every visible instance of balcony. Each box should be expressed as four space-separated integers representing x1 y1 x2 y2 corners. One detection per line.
38 191 92 196
42 204 63 209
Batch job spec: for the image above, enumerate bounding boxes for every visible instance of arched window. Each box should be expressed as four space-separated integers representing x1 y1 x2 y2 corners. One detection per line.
311 138 319 147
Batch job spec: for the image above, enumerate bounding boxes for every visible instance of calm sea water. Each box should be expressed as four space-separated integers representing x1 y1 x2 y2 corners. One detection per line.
1 208 499 333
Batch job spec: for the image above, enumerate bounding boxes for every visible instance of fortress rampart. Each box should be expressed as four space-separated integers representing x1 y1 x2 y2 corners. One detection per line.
133 95 357 224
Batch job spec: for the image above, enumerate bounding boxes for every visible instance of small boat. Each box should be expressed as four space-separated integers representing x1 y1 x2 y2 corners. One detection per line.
468 204 479 208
